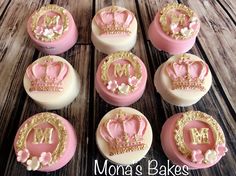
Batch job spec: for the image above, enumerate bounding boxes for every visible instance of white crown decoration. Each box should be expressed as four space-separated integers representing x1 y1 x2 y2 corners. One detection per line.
166 55 209 91
100 110 147 156
26 57 68 92
95 6 134 35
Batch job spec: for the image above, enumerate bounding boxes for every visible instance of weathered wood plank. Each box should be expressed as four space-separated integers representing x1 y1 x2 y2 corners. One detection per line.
0 0 50 153
3 45 91 176
53 0 93 44
216 0 236 23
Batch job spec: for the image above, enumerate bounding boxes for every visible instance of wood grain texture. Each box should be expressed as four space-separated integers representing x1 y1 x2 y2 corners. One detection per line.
0 0 236 175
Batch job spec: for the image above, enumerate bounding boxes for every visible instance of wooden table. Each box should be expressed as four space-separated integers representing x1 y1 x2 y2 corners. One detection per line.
0 0 235 175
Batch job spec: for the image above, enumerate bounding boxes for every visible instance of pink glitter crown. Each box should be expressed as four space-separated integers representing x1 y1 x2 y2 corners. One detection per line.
100 111 147 156
166 55 209 90
95 7 134 35
26 59 68 92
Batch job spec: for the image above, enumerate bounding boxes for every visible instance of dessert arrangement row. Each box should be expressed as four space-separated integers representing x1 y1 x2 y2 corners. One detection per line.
13 2 228 172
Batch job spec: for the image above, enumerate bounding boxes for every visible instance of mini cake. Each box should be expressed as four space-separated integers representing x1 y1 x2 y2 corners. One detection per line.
154 53 212 106
27 4 78 54
23 55 80 110
96 107 153 165
14 112 77 172
91 6 137 54
95 51 147 106
148 3 200 54
161 111 228 169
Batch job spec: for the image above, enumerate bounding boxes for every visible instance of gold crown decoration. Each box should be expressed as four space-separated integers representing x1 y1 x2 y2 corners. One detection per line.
99 110 147 156
166 54 209 91
95 6 134 35
26 57 69 92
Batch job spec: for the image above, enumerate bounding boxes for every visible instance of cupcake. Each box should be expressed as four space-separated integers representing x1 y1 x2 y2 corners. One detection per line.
161 111 228 169
154 53 212 106
23 55 80 110
27 4 78 54
96 107 153 165
14 112 77 172
148 3 200 54
91 6 137 54
95 51 147 106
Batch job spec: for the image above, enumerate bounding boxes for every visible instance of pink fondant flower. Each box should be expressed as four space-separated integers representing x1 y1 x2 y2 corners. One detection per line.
107 80 118 92
204 149 217 163
118 83 130 94
17 149 30 163
34 26 44 35
191 149 204 163
128 76 139 87
26 156 40 171
43 28 54 39
215 144 228 157
53 25 63 35
39 152 52 166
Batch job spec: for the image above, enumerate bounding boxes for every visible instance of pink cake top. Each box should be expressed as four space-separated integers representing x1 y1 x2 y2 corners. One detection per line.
14 113 68 171
158 3 200 39
26 56 69 92
30 5 69 42
165 54 209 90
99 109 147 156
94 6 134 36
174 111 227 166
98 51 144 95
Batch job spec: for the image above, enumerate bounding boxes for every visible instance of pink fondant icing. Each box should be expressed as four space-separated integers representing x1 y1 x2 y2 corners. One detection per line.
161 112 227 169
95 52 147 106
148 8 200 54
27 5 78 55
14 113 77 172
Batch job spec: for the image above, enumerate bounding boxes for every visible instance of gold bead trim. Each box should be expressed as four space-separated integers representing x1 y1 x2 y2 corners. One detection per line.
16 113 67 164
31 4 69 42
174 111 225 157
101 51 142 84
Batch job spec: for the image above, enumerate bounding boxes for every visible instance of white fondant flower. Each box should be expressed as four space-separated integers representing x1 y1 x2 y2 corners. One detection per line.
107 80 118 92
43 28 55 39
191 149 204 163
204 149 217 163
34 26 44 35
118 83 130 94
17 149 30 163
53 25 63 35
26 157 40 171
39 152 52 166
180 27 193 37
128 76 139 87
170 23 178 32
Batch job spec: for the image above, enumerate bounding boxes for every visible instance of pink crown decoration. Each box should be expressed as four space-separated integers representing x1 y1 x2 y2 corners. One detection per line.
100 110 147 156
95 6 134 35
26 58 68 92
166 55 209 91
